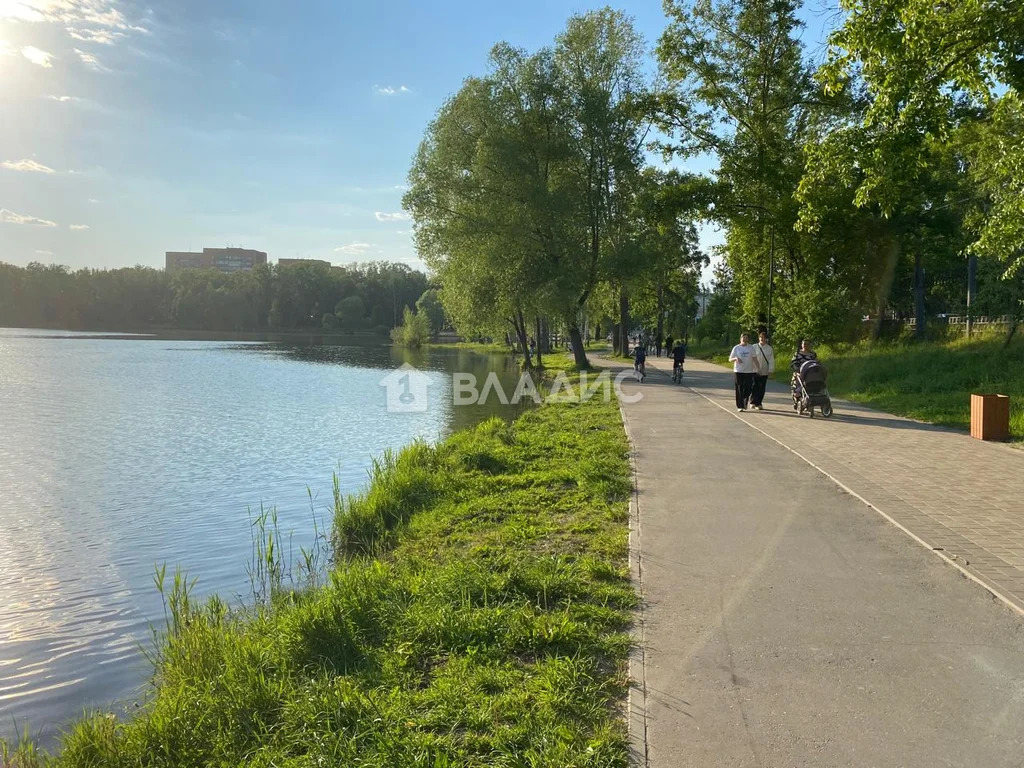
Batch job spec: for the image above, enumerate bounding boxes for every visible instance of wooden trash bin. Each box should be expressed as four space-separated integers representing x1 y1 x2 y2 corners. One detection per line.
970 394 1010 441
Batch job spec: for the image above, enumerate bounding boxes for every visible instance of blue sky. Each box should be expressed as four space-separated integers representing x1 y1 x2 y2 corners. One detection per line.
0 0 840 273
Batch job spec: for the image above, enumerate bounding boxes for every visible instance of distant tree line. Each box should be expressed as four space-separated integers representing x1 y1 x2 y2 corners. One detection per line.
0 260 436 334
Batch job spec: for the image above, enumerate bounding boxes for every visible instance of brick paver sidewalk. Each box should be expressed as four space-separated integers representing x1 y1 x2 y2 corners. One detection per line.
649 354 1024 612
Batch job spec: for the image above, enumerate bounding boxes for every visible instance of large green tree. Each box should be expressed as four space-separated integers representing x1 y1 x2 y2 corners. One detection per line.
655 0 830 341
405 9 652 368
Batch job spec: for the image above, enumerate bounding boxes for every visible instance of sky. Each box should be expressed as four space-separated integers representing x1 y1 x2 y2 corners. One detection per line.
0 0 841 274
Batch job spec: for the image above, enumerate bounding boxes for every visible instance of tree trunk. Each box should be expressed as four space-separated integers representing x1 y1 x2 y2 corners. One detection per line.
618 287 630 358
535 315 542 369
513 310 532 369
656 285 664 346
568 322 589 368
914 252 926 340
1005 282 1022 348
540 317 550 353
612 322 621 355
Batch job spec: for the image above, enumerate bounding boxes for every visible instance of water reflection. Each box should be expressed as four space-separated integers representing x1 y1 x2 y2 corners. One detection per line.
0 329 525 745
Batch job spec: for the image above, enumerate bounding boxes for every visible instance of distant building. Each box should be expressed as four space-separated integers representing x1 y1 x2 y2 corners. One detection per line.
277 258 331 269
165 247 268 273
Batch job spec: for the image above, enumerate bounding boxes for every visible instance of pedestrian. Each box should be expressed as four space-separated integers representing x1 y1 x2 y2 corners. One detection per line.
729 332 756 412
790 338 817 372
665 335 674 357
656 332 664 357
750 330 775 410
789 338 819 400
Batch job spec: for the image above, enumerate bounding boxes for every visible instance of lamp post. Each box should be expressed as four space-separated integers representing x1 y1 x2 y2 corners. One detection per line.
767 222 775 338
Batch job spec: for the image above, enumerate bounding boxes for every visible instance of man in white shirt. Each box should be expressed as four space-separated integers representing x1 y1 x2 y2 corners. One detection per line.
750 330 775 410
728 333 756 412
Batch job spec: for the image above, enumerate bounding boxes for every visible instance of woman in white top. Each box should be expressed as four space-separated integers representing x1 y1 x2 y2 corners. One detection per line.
728 333 756 411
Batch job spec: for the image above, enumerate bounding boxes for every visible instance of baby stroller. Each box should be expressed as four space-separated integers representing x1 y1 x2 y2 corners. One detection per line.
792 360 833 418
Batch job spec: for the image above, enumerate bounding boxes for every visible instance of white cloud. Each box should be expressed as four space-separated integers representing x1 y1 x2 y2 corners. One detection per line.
0 39 15 56
35 249 54 256
2 158 55 173
69 223 90 230
74 47 107 71
0 1 45 22
21 45 53 67
375 211 410 222
68 27 124 45
87 197 99 203
0 208 57 227
1 1 148 33
47 94 78 102
334 242 376 255
375 84 410 96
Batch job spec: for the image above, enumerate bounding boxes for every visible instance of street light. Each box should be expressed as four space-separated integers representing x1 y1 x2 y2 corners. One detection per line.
767 222 775 339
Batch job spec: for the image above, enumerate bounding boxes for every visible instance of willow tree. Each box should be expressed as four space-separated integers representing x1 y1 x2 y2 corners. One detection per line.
404 44 569 367
405 9 650 369
550 8 649 366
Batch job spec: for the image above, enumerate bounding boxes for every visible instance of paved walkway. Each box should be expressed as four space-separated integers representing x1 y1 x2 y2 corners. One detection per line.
612 355 1024 767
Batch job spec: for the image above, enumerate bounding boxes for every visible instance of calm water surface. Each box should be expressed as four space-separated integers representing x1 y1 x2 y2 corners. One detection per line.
0 329 524 744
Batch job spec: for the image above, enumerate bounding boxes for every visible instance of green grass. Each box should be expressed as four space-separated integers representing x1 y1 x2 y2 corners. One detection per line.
691 335 1024 440
3 356 634 767
433 341 514 354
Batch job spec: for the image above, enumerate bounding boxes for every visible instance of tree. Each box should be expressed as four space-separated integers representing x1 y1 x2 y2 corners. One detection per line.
334 295 366 330
404 10 651 368
815 0 1024 282
655 0 828 343
552 8 649 366
416 288 446 333
390 306 431 348
405 43 568 368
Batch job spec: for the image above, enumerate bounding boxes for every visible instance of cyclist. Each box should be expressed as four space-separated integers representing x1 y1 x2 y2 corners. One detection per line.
631 341 647 381
670 338 687 382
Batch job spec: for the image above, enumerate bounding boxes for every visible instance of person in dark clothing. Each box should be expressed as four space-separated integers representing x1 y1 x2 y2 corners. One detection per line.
790 339 819 398
790 338 818 372
631 341 647 381
655 333 664 357
665 335 674 357
670 339 686 380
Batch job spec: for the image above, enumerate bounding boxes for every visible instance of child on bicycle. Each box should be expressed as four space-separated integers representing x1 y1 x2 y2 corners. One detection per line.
631 341 647 381
670 339 687 380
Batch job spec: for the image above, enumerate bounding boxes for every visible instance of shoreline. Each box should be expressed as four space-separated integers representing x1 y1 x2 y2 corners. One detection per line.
2 355 634 765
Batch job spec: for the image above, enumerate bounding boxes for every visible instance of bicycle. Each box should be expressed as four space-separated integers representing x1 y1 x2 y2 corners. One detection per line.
672 362 684 384
634 359 646 382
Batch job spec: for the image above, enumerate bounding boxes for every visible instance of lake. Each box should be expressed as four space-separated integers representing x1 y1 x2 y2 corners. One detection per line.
0 328 525 745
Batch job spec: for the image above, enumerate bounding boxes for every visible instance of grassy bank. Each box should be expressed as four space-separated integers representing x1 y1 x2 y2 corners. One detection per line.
3 358 633 767
691 335 1024 439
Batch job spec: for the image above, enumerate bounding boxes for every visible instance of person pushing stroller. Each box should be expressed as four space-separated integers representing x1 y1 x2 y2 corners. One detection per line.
790 339 833 417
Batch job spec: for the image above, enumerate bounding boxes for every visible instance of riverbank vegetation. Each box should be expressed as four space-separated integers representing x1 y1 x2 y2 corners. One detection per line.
1 357 634 767
691 334 1024 439
390 306 432 348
